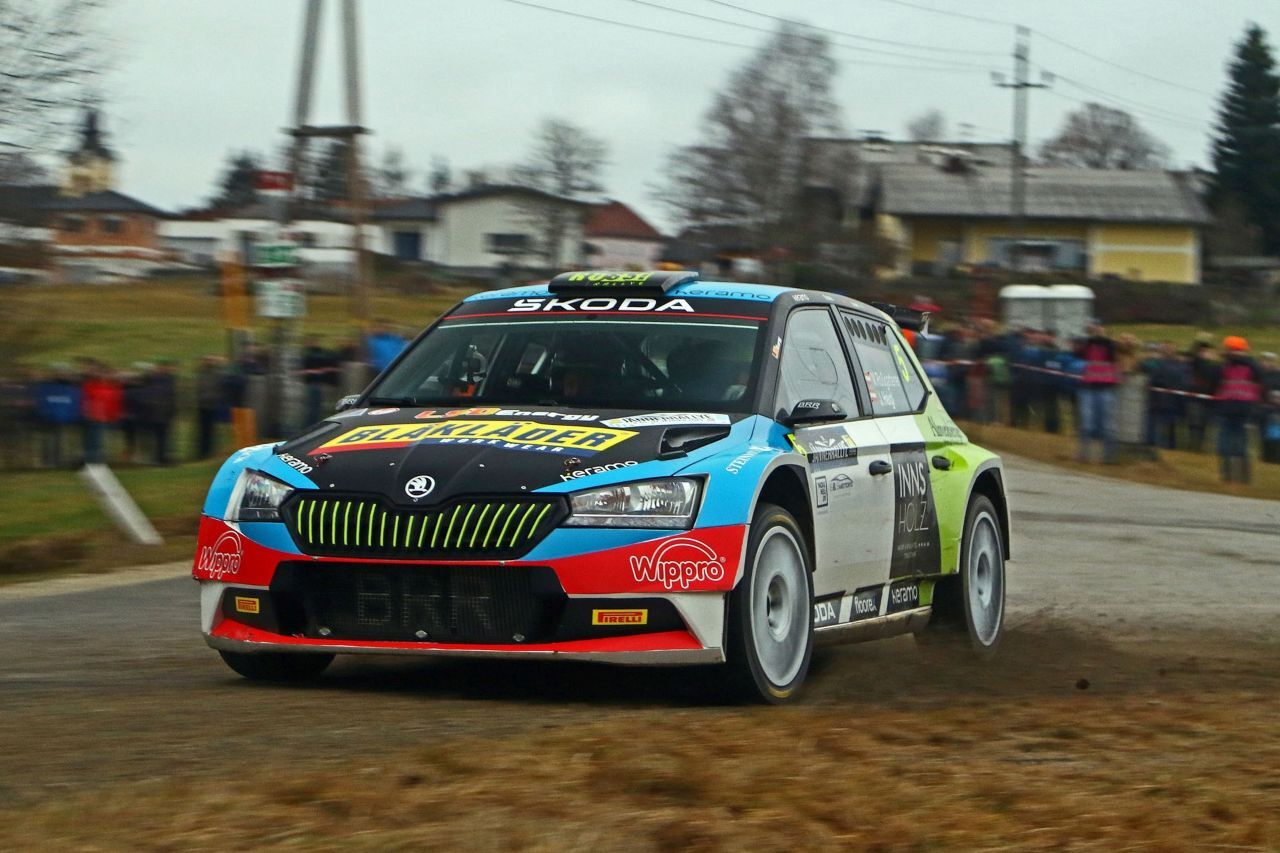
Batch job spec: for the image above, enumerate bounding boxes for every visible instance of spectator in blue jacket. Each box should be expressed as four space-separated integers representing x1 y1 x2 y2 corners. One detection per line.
365 320 408 376
33 365 82 468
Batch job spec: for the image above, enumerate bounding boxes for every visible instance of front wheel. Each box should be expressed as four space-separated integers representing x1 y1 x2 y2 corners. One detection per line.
219 650 335 681
916 494 1005 660
722 503 814 703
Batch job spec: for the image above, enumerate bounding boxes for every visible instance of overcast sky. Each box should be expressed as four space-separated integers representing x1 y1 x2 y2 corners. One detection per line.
100 0 1280 229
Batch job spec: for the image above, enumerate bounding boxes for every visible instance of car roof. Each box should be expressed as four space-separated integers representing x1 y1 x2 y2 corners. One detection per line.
461 279 894 322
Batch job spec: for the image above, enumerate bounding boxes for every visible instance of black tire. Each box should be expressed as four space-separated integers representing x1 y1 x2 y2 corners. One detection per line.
722 503 814 703
219 650 335 681
915 494 1005 661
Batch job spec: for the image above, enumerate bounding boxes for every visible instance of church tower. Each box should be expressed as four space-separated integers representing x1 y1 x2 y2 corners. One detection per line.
62 108 116 197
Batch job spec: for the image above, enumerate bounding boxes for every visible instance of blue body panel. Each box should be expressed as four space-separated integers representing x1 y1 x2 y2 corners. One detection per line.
461 281 792 304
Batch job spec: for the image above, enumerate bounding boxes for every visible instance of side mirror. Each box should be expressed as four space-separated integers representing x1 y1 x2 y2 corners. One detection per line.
782 399 846 427
334 394 359 412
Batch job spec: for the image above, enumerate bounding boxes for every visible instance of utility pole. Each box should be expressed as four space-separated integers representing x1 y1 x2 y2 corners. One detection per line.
287 0 371 329
993 26 1050 275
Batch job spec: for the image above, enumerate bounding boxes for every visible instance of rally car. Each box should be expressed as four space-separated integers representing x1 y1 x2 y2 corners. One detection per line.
194 270 1010 702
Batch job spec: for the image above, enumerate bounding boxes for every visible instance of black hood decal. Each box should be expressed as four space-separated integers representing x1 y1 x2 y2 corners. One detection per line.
283 406 746 504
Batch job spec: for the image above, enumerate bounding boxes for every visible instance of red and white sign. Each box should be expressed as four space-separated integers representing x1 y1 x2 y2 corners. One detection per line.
254 170 294 194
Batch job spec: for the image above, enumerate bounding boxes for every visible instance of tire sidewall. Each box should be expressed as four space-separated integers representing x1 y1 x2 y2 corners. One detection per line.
728 503 814 703
959 495 1005 658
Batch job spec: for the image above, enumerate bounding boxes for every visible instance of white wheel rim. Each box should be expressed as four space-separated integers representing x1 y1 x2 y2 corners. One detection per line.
750 527 809 686
967 511 1004 646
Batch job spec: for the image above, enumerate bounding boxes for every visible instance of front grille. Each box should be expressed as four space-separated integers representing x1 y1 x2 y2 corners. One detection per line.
272 562 564 644
283 495 566 560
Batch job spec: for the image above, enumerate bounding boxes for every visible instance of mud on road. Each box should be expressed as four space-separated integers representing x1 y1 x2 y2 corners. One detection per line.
0 455 1277 850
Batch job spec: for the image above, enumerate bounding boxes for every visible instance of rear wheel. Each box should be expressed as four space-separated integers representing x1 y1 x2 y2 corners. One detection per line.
723 503 814 703
219 650 335 681
916 494 1005 660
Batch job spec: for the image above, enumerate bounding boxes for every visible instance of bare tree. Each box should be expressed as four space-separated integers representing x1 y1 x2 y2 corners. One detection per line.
374 146 410 198
510 118 608 269
0 0 107 184
1038 102 1171 169
427 155 452 194
905 109 947 142
659 21 843 252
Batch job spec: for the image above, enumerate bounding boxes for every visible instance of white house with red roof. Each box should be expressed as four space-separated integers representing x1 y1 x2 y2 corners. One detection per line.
583 201 665 270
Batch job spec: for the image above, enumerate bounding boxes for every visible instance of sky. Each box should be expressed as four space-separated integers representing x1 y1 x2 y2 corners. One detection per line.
95 0 1280 230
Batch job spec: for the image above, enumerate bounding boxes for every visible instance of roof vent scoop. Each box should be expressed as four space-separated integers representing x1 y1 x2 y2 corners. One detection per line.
548 270 698 294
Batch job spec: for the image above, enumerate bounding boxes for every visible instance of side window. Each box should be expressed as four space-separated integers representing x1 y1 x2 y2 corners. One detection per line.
776 309 860 418
840 312 927 416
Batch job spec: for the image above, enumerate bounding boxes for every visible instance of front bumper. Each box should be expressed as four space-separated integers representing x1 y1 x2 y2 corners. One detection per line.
193 516 745 666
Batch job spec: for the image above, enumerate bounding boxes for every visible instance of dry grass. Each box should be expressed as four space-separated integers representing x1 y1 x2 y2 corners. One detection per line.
963 421 1280 501
2 688 1278 851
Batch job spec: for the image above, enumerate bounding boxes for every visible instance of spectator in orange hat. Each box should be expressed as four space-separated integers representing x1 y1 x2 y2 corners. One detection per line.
1213 335 1264 483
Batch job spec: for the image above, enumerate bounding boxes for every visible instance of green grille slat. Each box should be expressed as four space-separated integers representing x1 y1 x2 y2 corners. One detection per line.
296 500 307 536
342 501 352 546
405 515 416 550
456 504 478 548
392 515 400 550
442 506 459 548
330 498 338 544
379 509 387 548
469 504 493 549
526 503 553 539
418 514 430 549
482 504 509 548
508 503 537 546
496 504 519 548
317 500 327 545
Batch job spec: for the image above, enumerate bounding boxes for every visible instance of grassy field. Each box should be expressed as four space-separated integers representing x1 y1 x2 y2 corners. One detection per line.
961 421 1280 501
8 276 479 368
1 277 480 583
1110 323 1280 353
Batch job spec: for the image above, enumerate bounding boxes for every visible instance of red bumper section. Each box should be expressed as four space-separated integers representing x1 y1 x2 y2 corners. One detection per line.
194 517 745 656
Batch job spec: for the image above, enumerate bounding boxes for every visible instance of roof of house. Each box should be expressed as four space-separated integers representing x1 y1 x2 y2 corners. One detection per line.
585 201 663 240
0 184 59 226
869 164 1209 225
372 197 437 222
41 190 165 217
435 183 594 207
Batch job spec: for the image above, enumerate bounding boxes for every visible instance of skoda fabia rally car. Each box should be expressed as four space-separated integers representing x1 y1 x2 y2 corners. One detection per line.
194 270 1010 702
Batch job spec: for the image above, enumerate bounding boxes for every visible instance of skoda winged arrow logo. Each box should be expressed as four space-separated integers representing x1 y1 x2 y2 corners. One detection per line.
404 475 435 501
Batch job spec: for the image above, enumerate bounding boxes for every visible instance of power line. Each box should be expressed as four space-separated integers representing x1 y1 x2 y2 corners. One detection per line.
1047 71 1210 130
609 0 996 69
697 0 1006 57
862 0 1216 99
864 0 1015 29
499 0 993 73
1033 31 1217 98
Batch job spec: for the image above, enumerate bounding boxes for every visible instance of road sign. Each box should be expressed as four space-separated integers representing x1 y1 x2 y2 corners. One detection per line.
255 278 307 319
254 170 294 193
253 242 300 268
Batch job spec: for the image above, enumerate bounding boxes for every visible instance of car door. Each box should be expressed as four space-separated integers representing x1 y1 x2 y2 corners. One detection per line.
838 310 942 592
775 308 895 609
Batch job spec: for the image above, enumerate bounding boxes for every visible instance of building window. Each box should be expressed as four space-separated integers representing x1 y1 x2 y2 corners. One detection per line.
62 215 85 233
486 233 531 254
102 216 124 235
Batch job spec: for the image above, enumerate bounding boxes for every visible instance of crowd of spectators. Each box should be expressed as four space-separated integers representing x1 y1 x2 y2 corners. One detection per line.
914 318 1280 483
0 324 409 472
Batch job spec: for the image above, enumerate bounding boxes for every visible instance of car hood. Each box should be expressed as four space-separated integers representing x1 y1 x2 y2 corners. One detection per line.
273 406 748 505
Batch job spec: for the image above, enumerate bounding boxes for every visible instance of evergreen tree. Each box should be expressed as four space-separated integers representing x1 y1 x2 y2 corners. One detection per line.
211 150 262 210
1211 23 1280 254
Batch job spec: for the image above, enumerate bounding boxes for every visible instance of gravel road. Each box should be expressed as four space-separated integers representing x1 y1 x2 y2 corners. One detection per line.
1 453 1276 816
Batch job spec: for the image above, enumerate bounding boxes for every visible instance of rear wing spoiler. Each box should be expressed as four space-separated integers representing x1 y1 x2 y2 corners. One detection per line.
869 302 930 333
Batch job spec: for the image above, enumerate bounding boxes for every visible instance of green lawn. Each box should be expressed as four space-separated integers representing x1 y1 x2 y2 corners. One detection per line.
1109 323 1280 354
9 276 479 368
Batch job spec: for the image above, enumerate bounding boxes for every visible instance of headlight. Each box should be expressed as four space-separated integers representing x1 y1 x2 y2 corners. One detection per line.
236 470 294 521
564 478 701 529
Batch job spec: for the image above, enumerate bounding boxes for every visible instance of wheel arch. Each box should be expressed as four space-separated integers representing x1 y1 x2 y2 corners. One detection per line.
968 465 1011 560
753 464 814 570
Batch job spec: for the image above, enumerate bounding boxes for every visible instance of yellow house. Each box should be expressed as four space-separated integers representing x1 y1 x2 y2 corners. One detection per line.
866 164 1208 284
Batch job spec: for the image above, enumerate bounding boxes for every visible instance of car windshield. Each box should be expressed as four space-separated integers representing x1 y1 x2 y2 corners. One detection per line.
367 317 766 412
